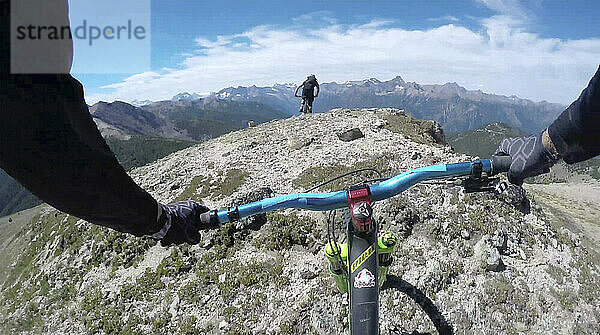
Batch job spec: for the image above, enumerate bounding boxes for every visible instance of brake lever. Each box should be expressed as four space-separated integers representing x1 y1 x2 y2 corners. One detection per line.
424 176 509 195
461 177 505 194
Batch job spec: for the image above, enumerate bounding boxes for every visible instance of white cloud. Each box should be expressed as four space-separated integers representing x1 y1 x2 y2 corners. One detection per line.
428 15 460 22
475 0 530 20
292 11 338 25
357 20 396 29
85 15 600 105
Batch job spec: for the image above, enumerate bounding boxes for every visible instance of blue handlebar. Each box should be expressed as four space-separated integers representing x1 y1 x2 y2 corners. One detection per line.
215 160 492 224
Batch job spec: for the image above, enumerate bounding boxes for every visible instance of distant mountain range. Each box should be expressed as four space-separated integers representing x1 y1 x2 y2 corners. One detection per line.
125 75 565 133
209 76 565 133
90 97 288 141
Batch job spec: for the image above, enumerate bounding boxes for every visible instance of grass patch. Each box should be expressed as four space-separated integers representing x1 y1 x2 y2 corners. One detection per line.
292 155 392 191
382 113 442 145
546 264 567 285
481 276 538 327
81 288 143 335
252 212 321 251
174 175 206 201
550 287 578 311
195 256 288 301
121 268 166 301
174 169 249 201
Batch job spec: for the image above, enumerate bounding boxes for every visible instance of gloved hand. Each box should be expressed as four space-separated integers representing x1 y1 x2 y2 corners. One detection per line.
495 130 560 185
155 200 211 246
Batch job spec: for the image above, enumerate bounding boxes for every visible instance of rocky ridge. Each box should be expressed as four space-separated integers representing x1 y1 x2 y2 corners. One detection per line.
0 108 598 334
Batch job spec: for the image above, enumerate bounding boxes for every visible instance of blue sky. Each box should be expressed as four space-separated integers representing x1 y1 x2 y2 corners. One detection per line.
71 0 600 105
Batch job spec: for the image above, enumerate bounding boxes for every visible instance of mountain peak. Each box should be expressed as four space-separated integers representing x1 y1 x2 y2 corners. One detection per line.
131 99 154 107
443 82 461 88
172 92 202 102
390 75 405 84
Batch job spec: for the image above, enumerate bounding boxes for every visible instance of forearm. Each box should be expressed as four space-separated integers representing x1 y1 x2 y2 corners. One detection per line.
548 66 600 164
0 74 162 236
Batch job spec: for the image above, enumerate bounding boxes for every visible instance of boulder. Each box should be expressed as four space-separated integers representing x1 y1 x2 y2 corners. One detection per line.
474 235 503 272
337 128 364 142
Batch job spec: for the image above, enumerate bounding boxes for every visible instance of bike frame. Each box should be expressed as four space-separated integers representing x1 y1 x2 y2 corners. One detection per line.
300 96 312 114
202 158 507 335
345 184 380 333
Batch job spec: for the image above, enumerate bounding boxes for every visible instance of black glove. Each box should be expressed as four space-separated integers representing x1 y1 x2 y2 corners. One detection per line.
495 131 559 185
156 200 211 246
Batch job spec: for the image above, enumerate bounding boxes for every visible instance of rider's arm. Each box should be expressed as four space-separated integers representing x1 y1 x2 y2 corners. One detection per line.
0 0 207 244
547 65 600 164
0 75 166 237
315 82 320 97
294 85 302 97
496 66 600 184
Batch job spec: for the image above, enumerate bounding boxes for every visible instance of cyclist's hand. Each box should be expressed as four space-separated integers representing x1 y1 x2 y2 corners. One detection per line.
495 131 559 185
158 200 211 246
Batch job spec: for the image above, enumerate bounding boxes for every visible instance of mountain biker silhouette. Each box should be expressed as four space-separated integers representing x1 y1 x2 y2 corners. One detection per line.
0 0 599 246
294 74 320 114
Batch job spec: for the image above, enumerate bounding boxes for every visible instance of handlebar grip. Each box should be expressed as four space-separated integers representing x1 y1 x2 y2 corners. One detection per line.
199 210 220 228
491 155 512 175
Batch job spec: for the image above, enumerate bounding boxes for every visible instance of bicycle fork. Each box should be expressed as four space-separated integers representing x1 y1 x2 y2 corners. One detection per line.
324 231 397 294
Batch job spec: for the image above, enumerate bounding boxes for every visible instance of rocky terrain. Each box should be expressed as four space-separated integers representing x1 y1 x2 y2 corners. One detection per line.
0 108 598 334
525 181 600 253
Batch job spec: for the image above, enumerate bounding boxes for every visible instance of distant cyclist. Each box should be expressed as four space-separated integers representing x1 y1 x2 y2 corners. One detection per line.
294 74 320 114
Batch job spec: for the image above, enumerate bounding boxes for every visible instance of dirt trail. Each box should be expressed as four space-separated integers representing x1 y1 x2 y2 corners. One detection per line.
525 180 600 251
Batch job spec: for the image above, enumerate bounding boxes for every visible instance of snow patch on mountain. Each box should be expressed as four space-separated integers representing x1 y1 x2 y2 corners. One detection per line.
130 99 154 107
171 92 204 101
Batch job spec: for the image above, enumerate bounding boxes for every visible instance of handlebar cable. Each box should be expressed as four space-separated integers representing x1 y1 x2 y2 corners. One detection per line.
318 169 384 273
420 177 463 186
360 177 392 184
327 209 347 277
305 168 383 193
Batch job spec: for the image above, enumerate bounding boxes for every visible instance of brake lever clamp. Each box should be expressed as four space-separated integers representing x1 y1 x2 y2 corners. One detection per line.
471 160 483 179
494 181 509 194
